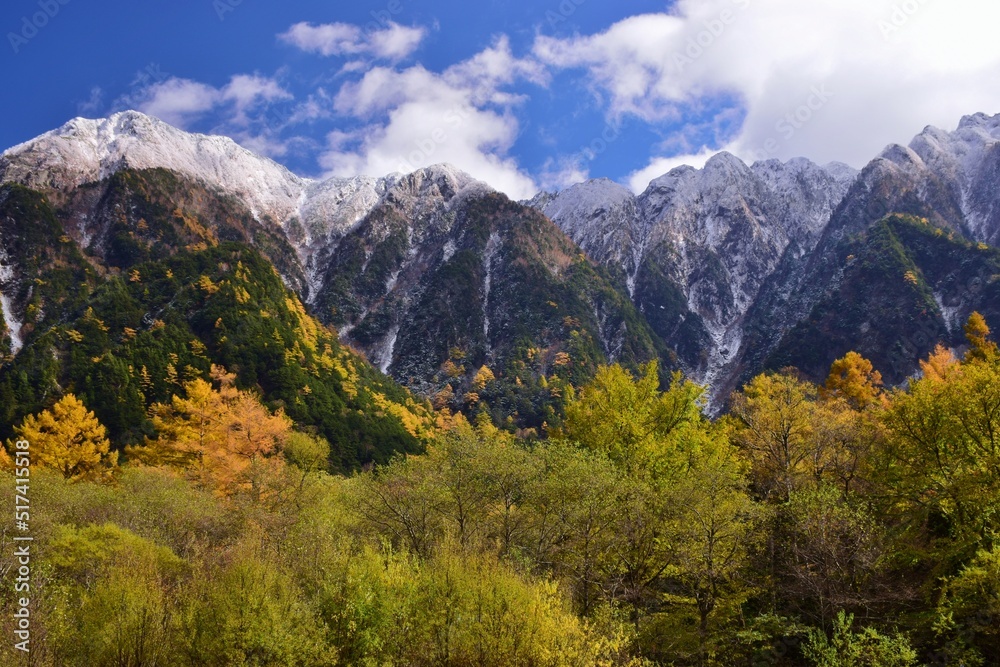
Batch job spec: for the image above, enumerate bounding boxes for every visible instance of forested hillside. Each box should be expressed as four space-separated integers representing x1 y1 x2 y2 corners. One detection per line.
7 112 1000 415
0 182 433 471
3 112 1000 666
3 316 1000 665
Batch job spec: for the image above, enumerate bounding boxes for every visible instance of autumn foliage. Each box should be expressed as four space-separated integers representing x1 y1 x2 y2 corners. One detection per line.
3 314 1000 666
9 393 117 480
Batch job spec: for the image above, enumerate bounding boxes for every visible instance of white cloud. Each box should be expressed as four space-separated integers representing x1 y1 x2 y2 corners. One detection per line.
321 38 542 200
222 75 292 110
534 0 1000 192
116 74 295 157
125 74 291 128
279 21 426 60
77 86 104 116
538 156 591 193
133 78 220 127
369 22 429 60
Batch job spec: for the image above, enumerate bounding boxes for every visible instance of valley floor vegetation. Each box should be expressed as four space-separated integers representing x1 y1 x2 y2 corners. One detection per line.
2 315 1000 666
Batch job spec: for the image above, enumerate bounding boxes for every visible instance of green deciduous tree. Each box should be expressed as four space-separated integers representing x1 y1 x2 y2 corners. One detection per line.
178 546 333 667
559 362 704 477
934 546 1000 664
803 612 919 667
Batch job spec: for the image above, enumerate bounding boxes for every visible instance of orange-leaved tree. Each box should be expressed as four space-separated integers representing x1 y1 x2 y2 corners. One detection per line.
132 365 292 499
823 351 885 410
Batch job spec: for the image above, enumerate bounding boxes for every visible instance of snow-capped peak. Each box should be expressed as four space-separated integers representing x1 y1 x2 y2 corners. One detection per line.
0 112 491 251
1 111 309 226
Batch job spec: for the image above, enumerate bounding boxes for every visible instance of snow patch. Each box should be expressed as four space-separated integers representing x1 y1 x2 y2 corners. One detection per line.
626 231 648 298
700 323 744 402
377 325 400 375
0 292 22 354
483 232 501 345
0 249 22 354
933 292 962 334
386 269 401 294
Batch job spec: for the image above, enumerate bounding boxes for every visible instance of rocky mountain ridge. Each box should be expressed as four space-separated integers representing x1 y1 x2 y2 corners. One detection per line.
0 113 658 428
3 110 1000 412
531 113 1000 401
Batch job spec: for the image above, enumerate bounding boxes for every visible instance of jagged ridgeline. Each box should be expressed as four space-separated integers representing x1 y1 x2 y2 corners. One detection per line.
5 110 1000 422
0 181 431 471
0 110 669 435
0 159 661 461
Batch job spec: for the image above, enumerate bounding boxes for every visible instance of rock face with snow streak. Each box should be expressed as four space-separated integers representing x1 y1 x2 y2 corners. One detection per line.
308 166 660 400
907 112 1000 244
534 152 857 398
533 113 1000 402
529 178 643 286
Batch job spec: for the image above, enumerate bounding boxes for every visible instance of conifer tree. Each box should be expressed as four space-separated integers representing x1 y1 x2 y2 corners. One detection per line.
12 394 117 480
964 311 998 362
824 352 884 410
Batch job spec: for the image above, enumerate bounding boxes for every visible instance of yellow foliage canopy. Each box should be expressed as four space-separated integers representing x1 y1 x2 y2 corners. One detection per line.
11 394 117 480
824 351 884 410
130 366 292 499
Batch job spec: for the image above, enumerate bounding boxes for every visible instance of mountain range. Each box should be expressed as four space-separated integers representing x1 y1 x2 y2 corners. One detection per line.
2 110 999 431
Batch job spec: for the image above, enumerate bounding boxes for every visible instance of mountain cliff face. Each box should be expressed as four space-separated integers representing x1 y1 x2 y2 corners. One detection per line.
0 112 661 431
734 115 1000 398
3 110 1000 416
532 114 1000 404
532 153 857 400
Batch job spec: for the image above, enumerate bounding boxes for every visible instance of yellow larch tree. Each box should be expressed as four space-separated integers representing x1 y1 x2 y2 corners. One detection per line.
824 351 885 410
11 394 117 480
131 365 292 500
964 311 999 362
221 391 292 502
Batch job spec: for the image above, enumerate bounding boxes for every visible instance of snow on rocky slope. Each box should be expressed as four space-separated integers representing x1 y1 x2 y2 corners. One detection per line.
907 112 1000 244
5 109 1000 401
533 151 858 391
1 111 307 223
530 113 1000 397
0 112 493 298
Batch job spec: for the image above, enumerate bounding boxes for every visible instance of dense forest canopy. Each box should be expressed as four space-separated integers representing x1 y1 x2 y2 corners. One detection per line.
3 313 1000 666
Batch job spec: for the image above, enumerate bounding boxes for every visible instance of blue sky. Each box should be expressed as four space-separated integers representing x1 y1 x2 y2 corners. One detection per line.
4 0 1000 198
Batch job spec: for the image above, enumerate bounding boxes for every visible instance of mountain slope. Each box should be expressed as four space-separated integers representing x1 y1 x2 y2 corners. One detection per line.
1 115 662 432
766 214 1000 385
535 113 1000 401
310 169 664 430
533 154 857 398
0 182 433 471
5 110 1000 413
